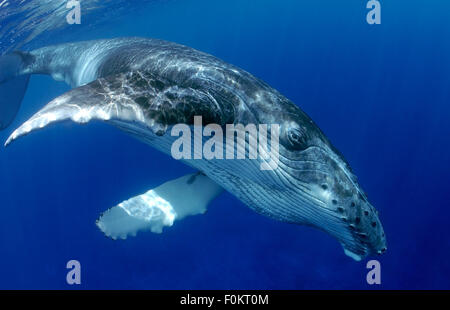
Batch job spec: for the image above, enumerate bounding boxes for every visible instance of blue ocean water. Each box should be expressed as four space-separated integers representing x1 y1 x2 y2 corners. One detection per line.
0 0 449 289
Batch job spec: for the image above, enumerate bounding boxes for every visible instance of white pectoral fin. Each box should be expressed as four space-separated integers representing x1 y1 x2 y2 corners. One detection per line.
96 172 224 240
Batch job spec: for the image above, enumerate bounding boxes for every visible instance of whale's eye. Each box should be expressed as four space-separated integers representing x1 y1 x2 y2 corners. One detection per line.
287 127 307 150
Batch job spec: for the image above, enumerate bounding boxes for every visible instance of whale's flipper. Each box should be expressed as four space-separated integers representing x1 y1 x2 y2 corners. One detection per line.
5 70 227 146
0 52 34 130
96 173 224 239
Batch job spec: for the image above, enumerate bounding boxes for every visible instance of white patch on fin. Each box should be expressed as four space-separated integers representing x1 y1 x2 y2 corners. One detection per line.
96 173 223 239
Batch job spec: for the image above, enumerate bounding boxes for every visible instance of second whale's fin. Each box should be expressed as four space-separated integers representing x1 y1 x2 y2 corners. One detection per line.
96 173 224 239
0 52 34 130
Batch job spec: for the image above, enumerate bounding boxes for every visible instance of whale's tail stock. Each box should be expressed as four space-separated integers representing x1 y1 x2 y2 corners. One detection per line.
0 51 34 130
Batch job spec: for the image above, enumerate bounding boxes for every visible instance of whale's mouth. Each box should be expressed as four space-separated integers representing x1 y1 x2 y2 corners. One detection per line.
257 144 388 261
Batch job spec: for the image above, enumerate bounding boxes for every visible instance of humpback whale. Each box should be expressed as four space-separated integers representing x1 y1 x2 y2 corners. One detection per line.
0 37 386 261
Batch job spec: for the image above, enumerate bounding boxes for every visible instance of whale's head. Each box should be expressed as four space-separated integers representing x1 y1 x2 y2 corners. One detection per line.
255 99 387 261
